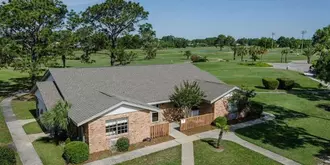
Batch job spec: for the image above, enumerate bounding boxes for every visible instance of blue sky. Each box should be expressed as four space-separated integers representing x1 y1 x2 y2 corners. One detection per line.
65 0 330 39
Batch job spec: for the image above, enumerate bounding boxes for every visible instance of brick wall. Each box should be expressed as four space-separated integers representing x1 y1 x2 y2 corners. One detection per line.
212 98 229 119
87 110 151 153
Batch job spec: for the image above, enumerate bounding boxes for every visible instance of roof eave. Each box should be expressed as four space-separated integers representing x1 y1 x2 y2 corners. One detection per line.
76 101 159 127
210 86 240 104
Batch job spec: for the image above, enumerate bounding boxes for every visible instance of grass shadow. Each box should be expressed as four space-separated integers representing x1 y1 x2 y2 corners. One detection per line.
0 75 42 97
29 109 37 119
317 103 330 112
236 102 330 151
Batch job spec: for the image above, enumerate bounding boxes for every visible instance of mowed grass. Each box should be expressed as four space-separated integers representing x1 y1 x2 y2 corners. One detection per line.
33 138 66 165
0 107 12 146
11 101 36 120
118 145 181 165
195 62 319 91
194 139 280 165
23 121 43 134
235 93 330 165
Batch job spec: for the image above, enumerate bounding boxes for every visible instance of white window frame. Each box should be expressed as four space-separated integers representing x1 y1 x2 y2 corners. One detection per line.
191 109 200 116
105 118 128 136
151 112 159 122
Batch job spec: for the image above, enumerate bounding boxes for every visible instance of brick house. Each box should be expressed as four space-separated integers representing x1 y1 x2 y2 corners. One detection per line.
31 64 238 153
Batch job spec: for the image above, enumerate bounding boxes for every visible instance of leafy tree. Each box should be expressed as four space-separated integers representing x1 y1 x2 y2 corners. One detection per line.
225 35 235 46
237 46 248 61
0 0 67 83
312 25 330 49
83 0 148 66
51 30 76 68
281 49 290 63
314 50 330 83
139 23 158 60
229 88 256 114
302 47 317 64
40 101 71 138
247 38 260 46
75 26 108 63
237 38 248 46
169 81 206 118
249 46 259 61
289 37 300 49
183 50 192 60
118 34 142 49
258 47 268 61
0 37 17 68
214 117 229 149
258 37 273 49
277 36 291 48
216 34 226 51
114 48 137 65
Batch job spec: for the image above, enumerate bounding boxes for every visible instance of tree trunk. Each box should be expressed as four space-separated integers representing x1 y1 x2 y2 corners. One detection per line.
281 54 283 63
31 51 37 85
233 51 236 60
183 107 191 118
62 55 66 68
285 54 288 63
307 57 311 64
217 128 223 148
110 39 117 66
241 55 244 62
260 54 263 61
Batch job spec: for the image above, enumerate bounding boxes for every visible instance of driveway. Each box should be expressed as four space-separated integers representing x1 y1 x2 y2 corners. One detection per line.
270 60 311 73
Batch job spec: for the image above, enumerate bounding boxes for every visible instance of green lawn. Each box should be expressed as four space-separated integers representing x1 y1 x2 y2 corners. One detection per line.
194 139 280 165
195 62 319 91
235 93 330 165
0 107 12 146
11 101 36 120
23 121 43 134
32 138 66 165
118 146 181 165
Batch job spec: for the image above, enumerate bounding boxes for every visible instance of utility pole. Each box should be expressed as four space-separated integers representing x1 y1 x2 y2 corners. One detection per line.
301 30 307 53
271 32 275 49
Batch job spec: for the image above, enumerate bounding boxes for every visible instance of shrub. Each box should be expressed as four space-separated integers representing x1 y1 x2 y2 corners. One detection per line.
63 141 89 164
277 78 295 90
116 137 130 152
65 138 71 144
190 55 208 63
0 147 16 165
249 102 263 117
262 78 279 90
239 62 272 67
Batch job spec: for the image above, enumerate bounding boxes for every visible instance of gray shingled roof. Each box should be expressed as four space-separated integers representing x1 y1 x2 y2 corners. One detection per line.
36 81 62 110
37 63 236 126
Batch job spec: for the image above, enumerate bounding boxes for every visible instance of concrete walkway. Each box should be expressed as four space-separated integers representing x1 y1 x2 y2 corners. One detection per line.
169 123 195 165
1 97 43 165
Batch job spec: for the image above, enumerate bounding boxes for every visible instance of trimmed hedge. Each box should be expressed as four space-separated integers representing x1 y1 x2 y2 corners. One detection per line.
190 55 208 63
63 141 89 164
262 78 279 90
116 137 130 152
277 78 295 90
0 147 16 165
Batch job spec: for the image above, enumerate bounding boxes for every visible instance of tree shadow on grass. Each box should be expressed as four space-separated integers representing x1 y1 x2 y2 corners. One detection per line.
29 109 37 119
287 83 330 101
0 76 42 97
236 103 330 151
201 138 218 148
317 103 330 112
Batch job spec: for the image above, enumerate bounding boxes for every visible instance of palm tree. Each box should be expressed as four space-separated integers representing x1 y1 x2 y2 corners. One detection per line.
301 30 307 53
40 101 71 138
302 47 316 64
231 45 237 60
237 46 248 62
271 32 275 49
259 47 268 61
214 116 229 149
281 49 289 63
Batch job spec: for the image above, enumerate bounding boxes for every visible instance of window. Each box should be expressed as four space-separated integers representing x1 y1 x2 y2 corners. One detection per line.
228 102 238 113
191 110 200 116
155 104 160 108
152 112 159 122
106 118 128 136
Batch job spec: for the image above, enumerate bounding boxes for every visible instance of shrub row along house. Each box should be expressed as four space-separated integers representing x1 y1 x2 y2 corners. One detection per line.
31 64 238 153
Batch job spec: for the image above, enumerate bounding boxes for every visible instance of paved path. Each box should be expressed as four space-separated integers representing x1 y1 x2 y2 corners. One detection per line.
1 97 43 165
270 60 311 73
19 119 36 125
28 132 48 143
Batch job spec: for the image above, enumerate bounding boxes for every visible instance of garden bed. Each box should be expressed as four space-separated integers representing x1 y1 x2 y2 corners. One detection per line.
181 125 216 136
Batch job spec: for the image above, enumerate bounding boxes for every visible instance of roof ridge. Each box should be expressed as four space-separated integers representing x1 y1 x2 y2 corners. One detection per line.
48 63 194 70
